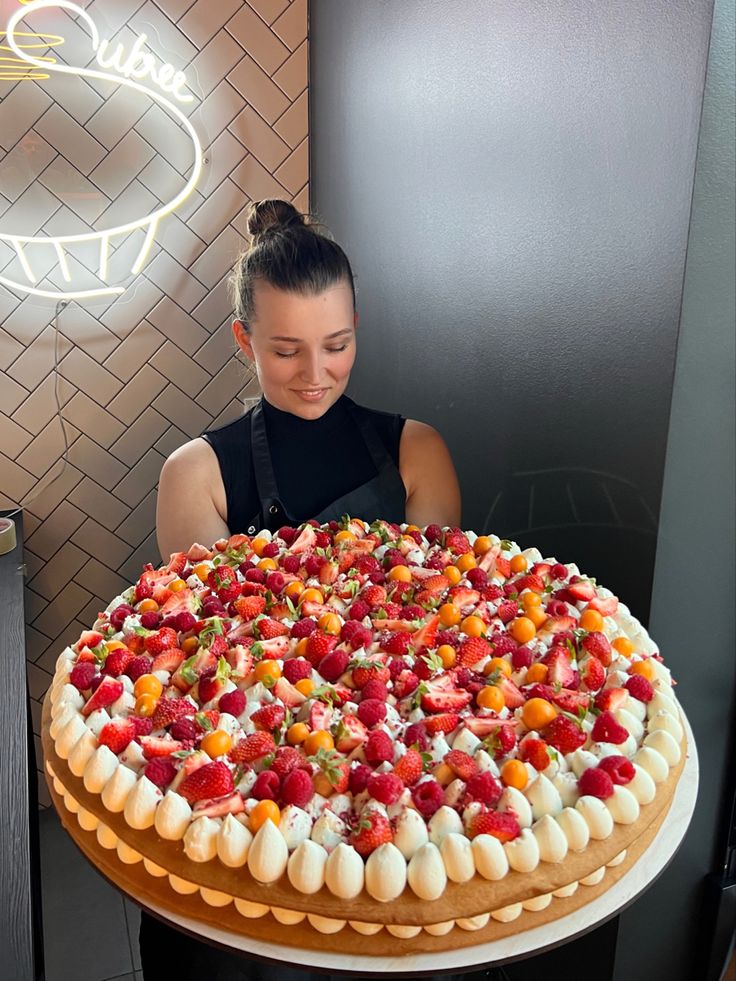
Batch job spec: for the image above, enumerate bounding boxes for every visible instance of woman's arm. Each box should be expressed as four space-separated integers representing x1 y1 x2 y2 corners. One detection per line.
156 438 230 559
399 420 462 528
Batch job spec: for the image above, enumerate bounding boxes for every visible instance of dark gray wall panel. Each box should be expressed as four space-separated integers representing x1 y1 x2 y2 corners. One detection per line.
311 0 713 620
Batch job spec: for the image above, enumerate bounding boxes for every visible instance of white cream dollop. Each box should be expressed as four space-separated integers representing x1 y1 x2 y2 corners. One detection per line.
428 805 463 845
648 710 683 743
555 807 590 852
497 786 533 828
393 807 429 859
532 815 569 863
184 816 221 862
68 730 97 777
311 809 347 852
634 746 669 782
504 828 540 872
524 773 563 820
56 715 88 760
552 770 580 809
471 834 509 880
439 832 475 882
325 842 365 899
248 818 289 882
101 764 137 812
83 746 118 794
627 765 656 805
365 842 407 902
217 814 252 867
606 786 640 824
643 729 680 766
576 796 614 839
288 839 328 894
154 791 192 840
123 776 162 830
278 805 312 850
407 842 448 900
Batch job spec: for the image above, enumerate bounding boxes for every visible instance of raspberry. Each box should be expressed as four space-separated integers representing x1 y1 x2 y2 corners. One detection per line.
591 711 629 745
625 674 654 703
169 718 198 741
544 716 587 754
382 631 412 656
388 657 409 678
281 768 314 807
578 766 615 799
519 738 551 771
69 661 96 691
131 716 154 737
482 583 504 602
435 630 458 649
551 563 568 580
424 554 447 571
489 633 518 657
444 749 478 781
348 763 372 794
360 679 389 701
252 770 281 800
265 571 285 593
402 723 429 751
464 771 503 806
411 778 444 817
366 772 404 805
290 618 317 639
402 604 425 621
364 729 394 765
304 555 323 577
511 646 534 670
357 698 387 727
230 733 276 766
143 757 177 789
109 604 133 630
496 601 519 623
545 599 570 618
383 549 406 570
393 749 424 786
104 648 133 677
314 531 330 548
276 526 298 546
283 658 312 684
597 754 636 785
218 689 246 717
140 611 161 630
244 568 267 583
457 637 491 667
348 599 371 621
270 746 303 778
318 648 349 683
151 696 194 730
280 553 301 573
175 612 197 633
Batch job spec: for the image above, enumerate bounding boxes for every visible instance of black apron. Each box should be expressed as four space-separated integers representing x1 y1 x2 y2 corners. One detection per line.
246 396 408 534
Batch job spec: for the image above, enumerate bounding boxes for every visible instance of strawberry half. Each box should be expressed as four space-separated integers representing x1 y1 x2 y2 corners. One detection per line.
178 760 234 803
424 713 461 735
82 676 123 716
420 689 473 713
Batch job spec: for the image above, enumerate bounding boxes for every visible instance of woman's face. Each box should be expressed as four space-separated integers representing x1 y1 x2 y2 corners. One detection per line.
232 280 358 420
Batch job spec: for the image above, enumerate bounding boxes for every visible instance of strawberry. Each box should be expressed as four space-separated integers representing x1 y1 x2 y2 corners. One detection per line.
544 649 576 688
467 808 520 842
481 724 517 760
393 669 420 698
308 700 334 731
139 736 185 758
350 812 393 856
207 566 237 594
151 696 195 730
233 595 267 620
334 715 369 751
228 731 275 763
519 737 552 771
424 713 461 735
495 676 524 708
420 575 453 597
178 760 234 803
82 676 123 716
457 636 491 667
444 529 471 554
447 587 480 609
361 585 387 608
525 683 590 714
420 689 473 713
272 677 307 708
496 601 519 624
226 645 254 679
151 647 186 674
310 749 350 795
352 660 390 689
318 648 349 683
251 703 286 731
580 655 605 692
255 617 289 640
76 630 104 652
98 718 136 754
594 687 628 713
305 631 338 666
103 648 133 677
537 615 577 640
144 627 178 657
567 580 596 602
513 574 545 594
591 711 629 745
581 631 612 667
393 748 424 786
444 749 478 781
411 613 440 651
543 715 586 754
193 791 246 818
289 524 318 553
588 595 619 617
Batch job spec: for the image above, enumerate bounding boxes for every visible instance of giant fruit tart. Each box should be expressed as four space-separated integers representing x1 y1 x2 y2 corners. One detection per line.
44 519 687 951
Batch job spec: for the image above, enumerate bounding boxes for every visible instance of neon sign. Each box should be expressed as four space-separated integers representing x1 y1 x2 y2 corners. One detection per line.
0 0 203 301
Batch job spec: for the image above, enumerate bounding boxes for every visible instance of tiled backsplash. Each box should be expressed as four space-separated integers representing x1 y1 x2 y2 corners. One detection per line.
0 0 308 805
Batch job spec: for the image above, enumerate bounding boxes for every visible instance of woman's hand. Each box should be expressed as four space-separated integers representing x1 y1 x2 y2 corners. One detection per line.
400 420 462 528
156 439 230 560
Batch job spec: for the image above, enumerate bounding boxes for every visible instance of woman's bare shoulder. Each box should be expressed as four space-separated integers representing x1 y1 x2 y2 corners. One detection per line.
399 419 462 527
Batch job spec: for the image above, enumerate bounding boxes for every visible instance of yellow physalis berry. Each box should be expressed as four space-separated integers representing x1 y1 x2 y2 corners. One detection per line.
134 674 163 699
250 799 280 832
501 759 528 790
201 730 232 757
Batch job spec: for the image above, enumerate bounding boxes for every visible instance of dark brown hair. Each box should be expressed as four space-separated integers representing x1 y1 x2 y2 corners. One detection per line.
231 199 356 331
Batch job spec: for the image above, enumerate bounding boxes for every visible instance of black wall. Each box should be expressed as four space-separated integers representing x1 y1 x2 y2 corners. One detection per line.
310 0 714 623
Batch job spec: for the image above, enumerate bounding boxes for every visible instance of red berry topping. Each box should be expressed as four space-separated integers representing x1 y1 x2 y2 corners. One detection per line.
103 648 134 677
178 761 234 803
350 812 393 856
578 766 615 799
151 696 193 730
348 599 371 621
411 778 444 817
348 763 372 794
467 808 521 842
305 631 337 666
318 648 349 683
251 703 286 731
393 749 424 786
424 713 460 735
382 631 413 656
252 770 281 801
98 718 136 754
281 768 314 807
125 654 153 682
143 757 177 789
69 661 96 691
581 631 612 667
464 771 503 806
228 732 276 763
218 689 246 717
444 749 478 781
511 646 535 670
457 637 491 668
591 711 629 745
496 601 519 624
283 658 312 684
169 718 198 741
597 754 636 785
290 617 317 640
357 698 387 728
143 627 178 656
270 746 303 778
402 723 429 751
360 679 389 702
544 716 587 754
625 674 654 703
519 737 551 771
366 772 404 805
364 729 394 765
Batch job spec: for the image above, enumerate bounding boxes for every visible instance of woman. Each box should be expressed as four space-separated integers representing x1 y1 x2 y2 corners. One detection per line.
144 199 476 980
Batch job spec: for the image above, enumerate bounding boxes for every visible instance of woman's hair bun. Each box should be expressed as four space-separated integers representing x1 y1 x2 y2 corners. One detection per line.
247 199 307 240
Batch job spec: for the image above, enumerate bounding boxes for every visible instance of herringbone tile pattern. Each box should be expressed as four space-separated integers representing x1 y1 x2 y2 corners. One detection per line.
0 0 309 804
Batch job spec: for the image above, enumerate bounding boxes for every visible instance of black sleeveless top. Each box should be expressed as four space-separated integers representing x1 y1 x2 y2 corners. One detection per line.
202 395 407 533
